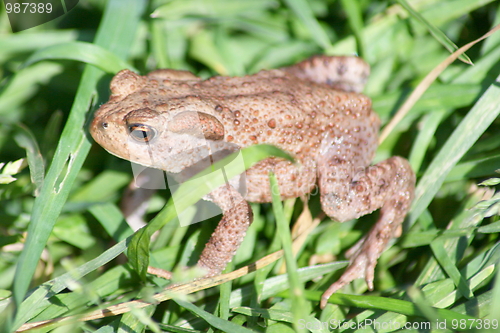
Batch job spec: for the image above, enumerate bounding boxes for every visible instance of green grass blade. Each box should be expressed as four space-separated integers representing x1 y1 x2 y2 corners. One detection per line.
13 123 45 196
487 268 500 322
11 0 147 318
174 299 255 333
227 263 347 308
303 291 479 325
90 203 133 242
446 155 500 182
0 63 63 117
0 30 79 61
340 0 365 56
269 173 307 332
24 41 136 73
373 83 481 120
12 58 96 310
128 227 151 281
481 6 500 54
479 220 500 234
151 0 273 20
337 246 498 331
408 74 500 227
283 0 332 50
10 239 128 329
190 29 229 75
219 263 233 321
421 0 497 27
408 109 447 173
118 305 158 333
69 170 130 202
430 237 474 298
407 286 440 324
396 0 471 64
415 189 491 286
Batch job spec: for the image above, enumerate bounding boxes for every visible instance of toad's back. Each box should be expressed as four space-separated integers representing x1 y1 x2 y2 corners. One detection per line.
133 65 379 164
186 70 379 159
91 56 379 172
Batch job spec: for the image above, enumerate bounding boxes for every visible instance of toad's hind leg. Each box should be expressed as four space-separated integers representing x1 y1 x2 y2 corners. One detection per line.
282 55 370 93
318 153 414 308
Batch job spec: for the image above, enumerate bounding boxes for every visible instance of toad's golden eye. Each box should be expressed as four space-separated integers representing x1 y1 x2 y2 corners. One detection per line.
128 124 157 142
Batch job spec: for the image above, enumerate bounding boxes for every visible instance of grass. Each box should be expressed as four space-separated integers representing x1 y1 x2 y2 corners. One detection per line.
0 0 500 332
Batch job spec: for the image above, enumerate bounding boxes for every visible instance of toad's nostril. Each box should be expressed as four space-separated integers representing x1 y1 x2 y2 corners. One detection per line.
102 122 109 129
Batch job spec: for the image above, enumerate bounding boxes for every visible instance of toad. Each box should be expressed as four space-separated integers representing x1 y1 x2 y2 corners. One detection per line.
90 56 415 308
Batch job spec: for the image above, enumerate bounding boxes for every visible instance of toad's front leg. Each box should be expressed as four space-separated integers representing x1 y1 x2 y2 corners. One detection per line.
197 184 253 276
318 153 415 308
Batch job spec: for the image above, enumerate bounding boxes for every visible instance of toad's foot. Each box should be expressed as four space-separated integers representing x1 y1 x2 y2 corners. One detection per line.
320 249 377 308
318 156 415 308
320 213 404 308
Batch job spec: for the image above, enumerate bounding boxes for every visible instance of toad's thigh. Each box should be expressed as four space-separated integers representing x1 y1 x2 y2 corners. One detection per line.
244 158 317 203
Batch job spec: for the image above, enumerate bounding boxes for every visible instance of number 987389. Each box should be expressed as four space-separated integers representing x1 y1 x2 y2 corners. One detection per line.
5 2 52 14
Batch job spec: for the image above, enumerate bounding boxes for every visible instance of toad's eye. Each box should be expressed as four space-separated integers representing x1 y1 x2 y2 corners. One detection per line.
128 124 157 142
